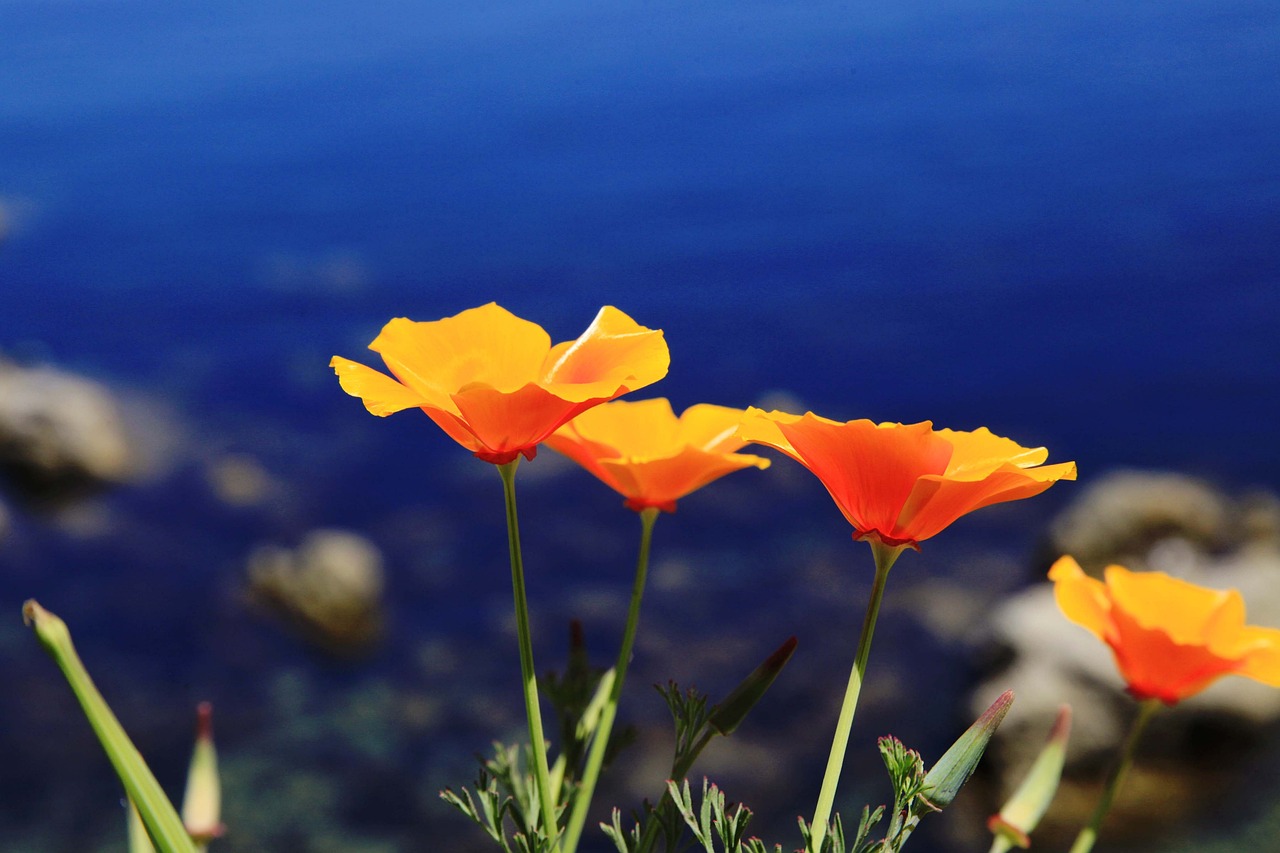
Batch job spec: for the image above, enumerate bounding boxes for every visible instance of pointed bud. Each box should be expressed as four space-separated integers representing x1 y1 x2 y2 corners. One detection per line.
988 705 1072 851
708 636 797 735
181 702 224 844
920 690 1014 810
127 798 157 853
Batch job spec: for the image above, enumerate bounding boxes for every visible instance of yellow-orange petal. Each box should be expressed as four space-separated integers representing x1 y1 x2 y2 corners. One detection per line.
675 404 758 453
597 446 770 508
1104 565 1241 647
330 356 428 416
449 382 602 462
936 427 1053 476
1048 556 1112 641
1236 629 1280 686
736 408 803 458
897 462 1077 542
541 306 669 398
371 304 551 397
548 399 768 511
553 398 682 458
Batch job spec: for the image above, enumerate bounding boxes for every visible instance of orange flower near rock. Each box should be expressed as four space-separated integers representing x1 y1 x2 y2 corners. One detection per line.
545 399 770 512
737 409 1076 549
1049 555 1280 704
330 303 669 464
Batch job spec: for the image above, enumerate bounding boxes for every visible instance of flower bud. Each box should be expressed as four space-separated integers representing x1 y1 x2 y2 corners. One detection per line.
988 705 1072 851
181 702 224 845
920 690 1013 810
708 636 798 735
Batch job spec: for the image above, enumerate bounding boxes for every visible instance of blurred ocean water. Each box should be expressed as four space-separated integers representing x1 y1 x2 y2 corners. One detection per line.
2 0 1279 850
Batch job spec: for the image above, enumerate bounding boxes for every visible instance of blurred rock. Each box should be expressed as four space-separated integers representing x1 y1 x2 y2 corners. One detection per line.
970 471 1280 845
206 453 274 506
1046 470 1234 575
0 360 136 501
248 529 385 654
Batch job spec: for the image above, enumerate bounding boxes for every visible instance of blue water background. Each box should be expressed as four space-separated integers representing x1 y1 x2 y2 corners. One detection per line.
2 0 1280 850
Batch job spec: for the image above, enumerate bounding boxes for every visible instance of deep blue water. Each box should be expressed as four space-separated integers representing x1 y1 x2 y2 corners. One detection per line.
2 0 1280 850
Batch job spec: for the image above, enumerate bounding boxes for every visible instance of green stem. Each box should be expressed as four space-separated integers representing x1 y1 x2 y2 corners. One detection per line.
1068 698 1161 853
808 540 903 853
498 460 561 851
22 600 197 853
561 507 659 853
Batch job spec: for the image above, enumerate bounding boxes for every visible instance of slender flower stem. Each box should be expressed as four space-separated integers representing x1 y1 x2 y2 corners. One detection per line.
23 600 197 853
561 507 660 853
498 460 561 851
1068 698 1162 853
808 539 903 853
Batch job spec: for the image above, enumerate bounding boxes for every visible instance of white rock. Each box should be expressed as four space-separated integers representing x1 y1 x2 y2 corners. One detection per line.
0 361 135 491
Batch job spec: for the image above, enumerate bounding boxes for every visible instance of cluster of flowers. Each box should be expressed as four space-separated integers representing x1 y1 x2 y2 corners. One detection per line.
21 301 1280 853
331 302 1280 853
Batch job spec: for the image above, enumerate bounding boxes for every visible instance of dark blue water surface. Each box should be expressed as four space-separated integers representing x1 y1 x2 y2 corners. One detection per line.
2 1 1279 851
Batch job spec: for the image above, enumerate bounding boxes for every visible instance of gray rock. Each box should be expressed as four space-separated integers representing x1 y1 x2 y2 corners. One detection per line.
0 360 136 499
247 529 386 654
1047 470 1234 575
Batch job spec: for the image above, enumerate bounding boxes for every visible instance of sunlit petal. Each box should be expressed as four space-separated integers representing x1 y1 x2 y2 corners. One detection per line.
1050 557 1280 704
547 399 768 512
332 304 668 463
330 356 428 416
542 306 669 399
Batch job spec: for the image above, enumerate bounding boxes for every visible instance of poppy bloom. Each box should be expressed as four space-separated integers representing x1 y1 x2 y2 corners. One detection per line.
330 303 669 464
1049 555 1280 704
737 409 1076 549
545 398 770 512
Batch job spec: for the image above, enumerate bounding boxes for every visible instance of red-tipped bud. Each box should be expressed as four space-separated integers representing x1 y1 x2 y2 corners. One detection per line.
182 702 224 844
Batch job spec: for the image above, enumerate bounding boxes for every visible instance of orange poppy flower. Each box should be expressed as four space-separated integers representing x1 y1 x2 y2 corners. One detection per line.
1049 555 1280 704
545 399 770 512
737 409 1076 549
330 303 669 464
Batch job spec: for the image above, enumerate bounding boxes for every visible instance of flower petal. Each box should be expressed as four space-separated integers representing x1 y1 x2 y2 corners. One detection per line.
898 462 1077 542
1105 565 1239 646
371 304 550 397
451 383 597 461
541 306 669 399
774 416 951 539
549 398 768 511
1108 605 1239 702
597 447 770 508
1235 629 1280 686
553 399 681 459
937 428 1050 477
675 403 758 453
330 356 428 416
1048 556 1112 641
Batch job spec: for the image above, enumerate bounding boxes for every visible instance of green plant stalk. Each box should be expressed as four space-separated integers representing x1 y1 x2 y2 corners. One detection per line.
128 799 158 853
498 459 562 851
633 727 716 852
808 539 903 853
22 600 197 853
1068 698 1161 853
561 507 660 853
